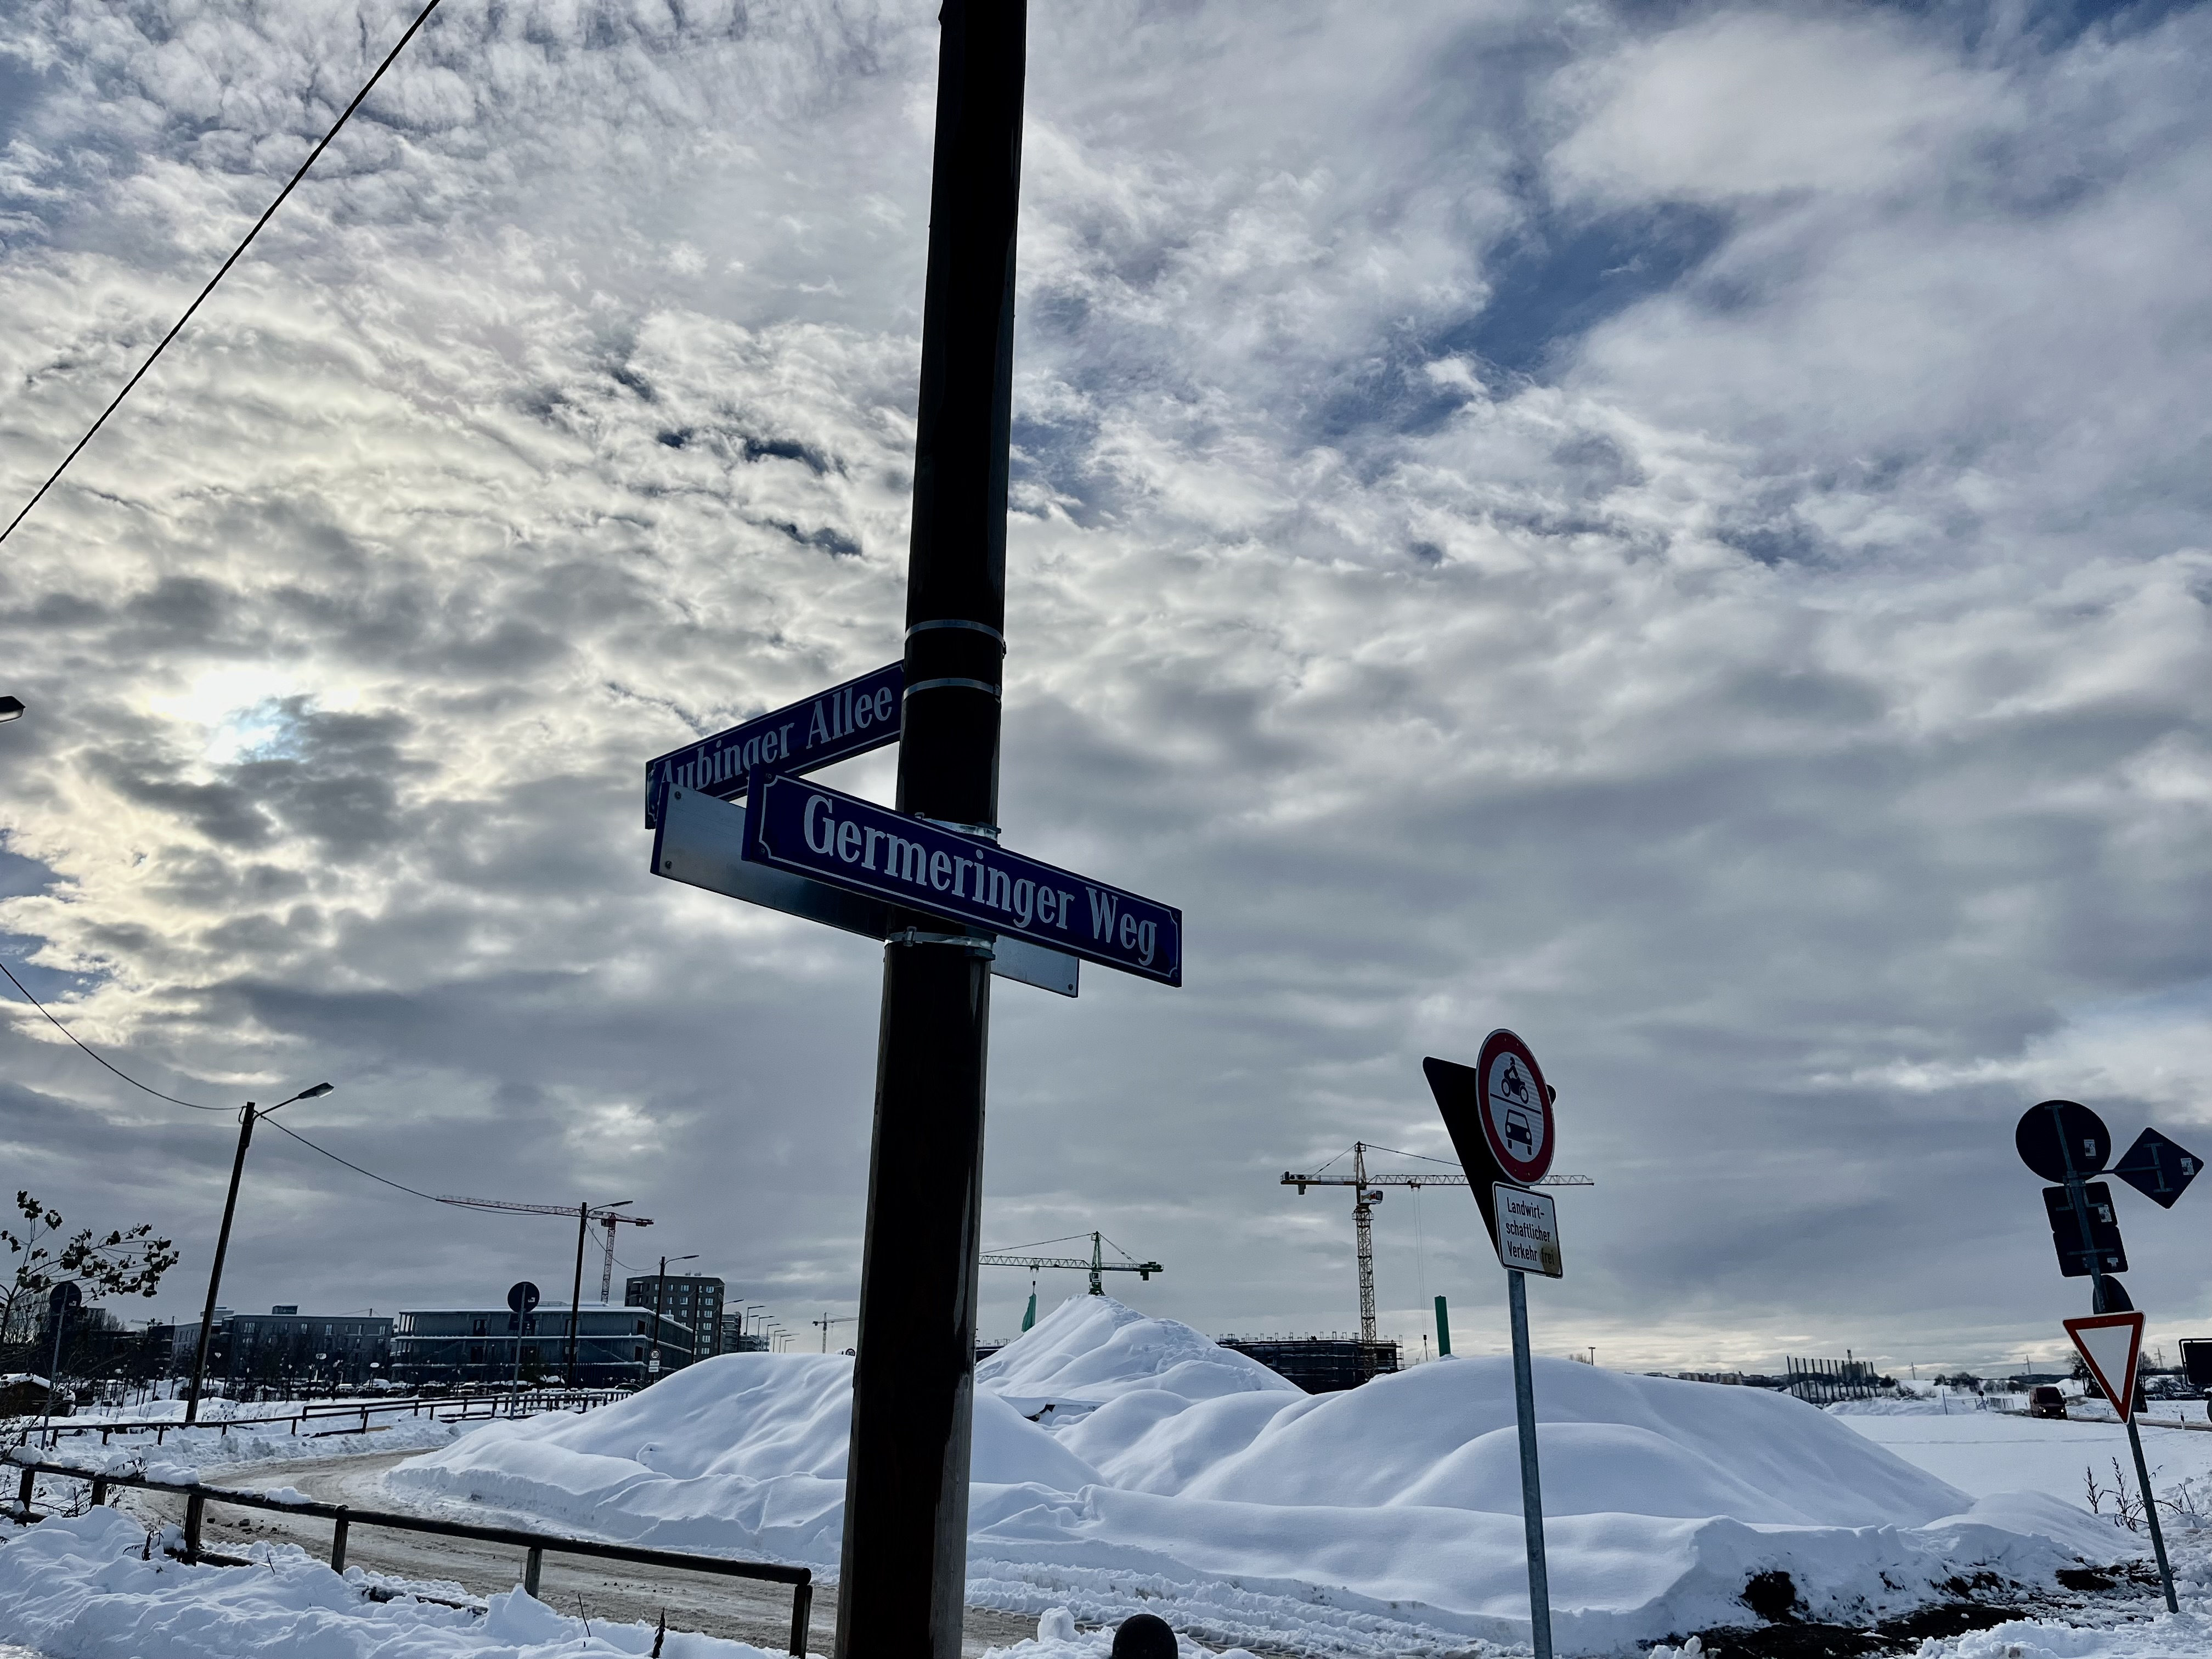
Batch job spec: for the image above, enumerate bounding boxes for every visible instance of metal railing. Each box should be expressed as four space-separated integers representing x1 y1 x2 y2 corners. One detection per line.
9 1389 628 1452
7 1455 814 1656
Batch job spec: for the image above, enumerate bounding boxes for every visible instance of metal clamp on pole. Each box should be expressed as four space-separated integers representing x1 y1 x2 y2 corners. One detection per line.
885 929 995 957
905 618 1006 652
902 677 1001 699
916 816 1001 840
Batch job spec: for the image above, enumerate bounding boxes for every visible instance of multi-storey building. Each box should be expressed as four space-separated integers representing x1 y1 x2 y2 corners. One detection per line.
391 1304 667 1388
623 1274 725 1371
226 1309 393 1387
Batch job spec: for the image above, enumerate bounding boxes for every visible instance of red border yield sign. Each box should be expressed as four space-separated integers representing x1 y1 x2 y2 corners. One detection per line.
1475 1029 1555 1186
2064 1311 2146 1423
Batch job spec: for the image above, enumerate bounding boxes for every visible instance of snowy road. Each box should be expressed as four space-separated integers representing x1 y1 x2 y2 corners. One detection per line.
117 1449 1041 1658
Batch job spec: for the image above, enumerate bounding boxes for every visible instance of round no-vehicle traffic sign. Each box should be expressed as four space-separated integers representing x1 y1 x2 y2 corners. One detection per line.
1476 1029 1555 1186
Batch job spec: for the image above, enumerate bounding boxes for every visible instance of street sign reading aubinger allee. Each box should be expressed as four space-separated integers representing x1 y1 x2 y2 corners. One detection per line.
644 661 904 828
742 770 1183 986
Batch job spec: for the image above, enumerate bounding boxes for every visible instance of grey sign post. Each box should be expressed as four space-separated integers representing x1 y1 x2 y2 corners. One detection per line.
2015 1099 2184 1613
43 1280 81 1430
1425 1032 1561 1659
506 1280 540 1393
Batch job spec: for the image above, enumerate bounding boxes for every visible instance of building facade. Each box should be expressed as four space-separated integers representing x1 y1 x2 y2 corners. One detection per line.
226 1310 392 1388
623 1274 725 1370
718 1312 770 1354
391 1305 662 1389
1216 1336 1400 1392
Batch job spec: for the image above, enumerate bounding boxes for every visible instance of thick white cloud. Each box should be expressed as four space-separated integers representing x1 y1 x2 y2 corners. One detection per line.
1 0 2208 1377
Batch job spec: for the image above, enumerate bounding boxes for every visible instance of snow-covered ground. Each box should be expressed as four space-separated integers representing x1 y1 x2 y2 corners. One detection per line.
381 1295 2131 1655
10 1305 2212 1657
1837 1404 2212 1520
0 1509 778 1659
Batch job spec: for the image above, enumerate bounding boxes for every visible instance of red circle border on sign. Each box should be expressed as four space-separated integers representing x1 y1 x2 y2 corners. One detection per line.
1476 1028 1555 1186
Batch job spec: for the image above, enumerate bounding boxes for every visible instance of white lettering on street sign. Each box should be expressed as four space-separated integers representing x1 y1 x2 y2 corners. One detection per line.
1493 1184 1563 1279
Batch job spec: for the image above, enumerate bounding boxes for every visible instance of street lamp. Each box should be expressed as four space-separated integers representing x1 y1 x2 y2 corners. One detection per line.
0 696 24 721
649 1253 698 1380
184 1082 334 1425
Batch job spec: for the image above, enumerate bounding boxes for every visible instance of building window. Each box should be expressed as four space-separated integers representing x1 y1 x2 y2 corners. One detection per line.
467 1345 485 1364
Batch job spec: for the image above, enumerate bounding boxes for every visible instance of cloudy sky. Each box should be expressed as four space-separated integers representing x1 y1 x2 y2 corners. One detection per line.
2 0 2207 1377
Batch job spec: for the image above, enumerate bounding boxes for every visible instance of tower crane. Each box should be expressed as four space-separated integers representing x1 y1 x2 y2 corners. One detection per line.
433 1194 654 1382
980 1231 1164 1328
812 1312 857 1352
1279 1143 1592 1342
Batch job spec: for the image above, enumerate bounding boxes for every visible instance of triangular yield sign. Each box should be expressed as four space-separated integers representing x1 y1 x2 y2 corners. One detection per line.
2064 1311 2146 1421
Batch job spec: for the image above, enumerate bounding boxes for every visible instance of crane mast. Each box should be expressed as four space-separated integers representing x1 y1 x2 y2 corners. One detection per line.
1281 1143 1593 1342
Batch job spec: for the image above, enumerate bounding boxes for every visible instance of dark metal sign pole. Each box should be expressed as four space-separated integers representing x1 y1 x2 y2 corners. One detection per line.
835 4 1026 1656
2052 1106 2176 1611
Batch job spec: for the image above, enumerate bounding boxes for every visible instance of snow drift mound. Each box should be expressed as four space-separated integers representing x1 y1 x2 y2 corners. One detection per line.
392 1295 2120 1656
979 1294 1299 1420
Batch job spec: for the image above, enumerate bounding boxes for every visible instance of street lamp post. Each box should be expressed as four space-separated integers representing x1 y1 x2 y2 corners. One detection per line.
0 696 24 721
649 1253 697 1380
184 1083 333 1425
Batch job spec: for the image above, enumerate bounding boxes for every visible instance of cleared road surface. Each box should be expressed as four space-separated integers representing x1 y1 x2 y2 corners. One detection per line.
118 1449 1040 1656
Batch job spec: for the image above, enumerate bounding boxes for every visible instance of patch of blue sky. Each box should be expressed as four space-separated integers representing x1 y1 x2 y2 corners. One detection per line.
1307 201 1729 450
0 842 97 1003
207 698 311 767
1448 201 1731 378
0 53 43 150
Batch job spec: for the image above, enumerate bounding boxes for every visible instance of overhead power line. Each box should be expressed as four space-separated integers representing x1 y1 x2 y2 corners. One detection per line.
0 0 447 549
0 956 225 1109
0 953 588 1221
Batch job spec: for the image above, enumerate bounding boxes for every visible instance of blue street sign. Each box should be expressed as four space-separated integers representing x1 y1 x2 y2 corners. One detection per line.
652 784 1078 996
644 662 904 828
741 771 1183 986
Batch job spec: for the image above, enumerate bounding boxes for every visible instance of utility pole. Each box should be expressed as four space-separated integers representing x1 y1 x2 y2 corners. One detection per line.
184 1083 332 1425
567 1203 588 1384
836 5 1026 1652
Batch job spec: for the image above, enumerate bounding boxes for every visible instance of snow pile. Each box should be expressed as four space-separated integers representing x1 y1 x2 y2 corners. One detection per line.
0 1507 776 1658
978 1295 1299 1425
392 1295 2128 1655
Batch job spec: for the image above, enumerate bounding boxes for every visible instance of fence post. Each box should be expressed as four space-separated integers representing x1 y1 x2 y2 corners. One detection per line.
184 1491 206 1561
15 1465 33 1520
523 1545 543 1598
789 1576 814 1658
330 1509 349 1575
89 1475 109 1508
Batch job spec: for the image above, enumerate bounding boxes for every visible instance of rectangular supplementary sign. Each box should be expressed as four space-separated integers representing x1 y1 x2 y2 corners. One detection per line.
644 662 902 828
651 784 1077 997
1492 1183 1562 1278
742 771 1183 987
